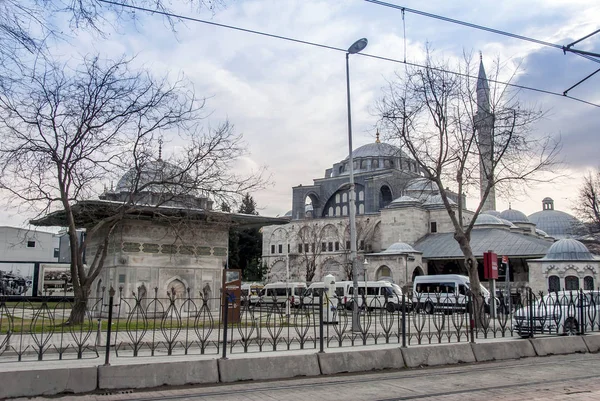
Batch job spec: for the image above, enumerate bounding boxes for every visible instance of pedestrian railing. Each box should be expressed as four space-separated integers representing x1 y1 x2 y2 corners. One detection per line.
0 286 596 363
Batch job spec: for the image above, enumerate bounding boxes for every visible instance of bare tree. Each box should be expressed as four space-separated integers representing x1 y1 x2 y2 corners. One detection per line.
0 55 267 323
575 169 600 232
377 50 561 297
295 224 328 282
340 218 379 280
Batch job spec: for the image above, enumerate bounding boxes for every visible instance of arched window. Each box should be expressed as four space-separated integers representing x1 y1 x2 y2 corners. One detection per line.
376 266 392 280
342 193 347 202
335 206 341 216
342 205 348 216
548 275 560 292
360 160 367 169
358 204 364 214
565 275 579 291
328 207 333 216
335 194 340 203
358 191 364 201
372 159 379 168
379 185 393 209
584 276 595 290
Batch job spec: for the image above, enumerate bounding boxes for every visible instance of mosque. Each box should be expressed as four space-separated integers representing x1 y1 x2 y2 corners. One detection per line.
261 58 599 294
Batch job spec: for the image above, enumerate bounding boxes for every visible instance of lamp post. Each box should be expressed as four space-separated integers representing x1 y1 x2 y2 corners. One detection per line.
346 37 368 332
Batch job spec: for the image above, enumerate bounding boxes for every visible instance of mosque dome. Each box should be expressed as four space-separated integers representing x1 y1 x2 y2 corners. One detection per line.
543 238 595 261
481 210 501 217
528 197 579 239
345 141 402 160
388 195 421 208
499 208 530 224
405 177 436 192
115 160 194 195
473 214 505 226
381 241 418 254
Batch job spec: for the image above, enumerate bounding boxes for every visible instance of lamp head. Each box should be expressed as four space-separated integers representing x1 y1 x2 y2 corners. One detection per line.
348 38 368 54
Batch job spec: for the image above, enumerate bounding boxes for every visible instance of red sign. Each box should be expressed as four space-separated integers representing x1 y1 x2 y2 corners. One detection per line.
484 251 498 280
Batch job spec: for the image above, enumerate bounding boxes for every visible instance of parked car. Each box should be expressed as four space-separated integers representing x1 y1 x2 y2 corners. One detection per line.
347 281 409 312
512 291 600 337
258 282 307 308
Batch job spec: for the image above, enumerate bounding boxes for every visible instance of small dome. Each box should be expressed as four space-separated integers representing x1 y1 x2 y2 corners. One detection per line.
115 160 192 194
473 214 504 226
536 229 549 237
499 218 518 228
405 177 436 192
388 195 420 208
481 210 501 217
381 242 418 254
543 239 595 261
499 209 530 223
423 193 455 207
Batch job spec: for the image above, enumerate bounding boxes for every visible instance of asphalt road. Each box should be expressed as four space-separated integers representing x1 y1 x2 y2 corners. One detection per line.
13 352 600 401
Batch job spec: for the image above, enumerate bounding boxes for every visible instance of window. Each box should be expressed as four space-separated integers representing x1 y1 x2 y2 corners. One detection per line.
358 204 365 214
322 242 327 252
53 248 60 258
346 241 351 249
328 242 333 252
342 193 347 202
118 274 126 284
565 276 579 291
342 205 348 215
310 243 315 252
288 244 290 253
335 194 340 203
584 276 594 291
430 222 437 233
278 244 283 254
335 241 340 251
298 244 303 253
359 240 365 251
359 191 364 201
328 207 334 216
548 275 560 292
372 159 379 168
27 240 36 248
335 206 341 216
304 243 309 253
271 245 276 254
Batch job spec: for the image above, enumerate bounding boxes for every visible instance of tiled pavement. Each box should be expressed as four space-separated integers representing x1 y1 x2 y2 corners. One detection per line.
12 352 600 401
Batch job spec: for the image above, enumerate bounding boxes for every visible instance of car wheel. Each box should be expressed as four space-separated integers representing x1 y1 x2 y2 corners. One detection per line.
386 302 396 313
424 302 434 315
564 318 578 336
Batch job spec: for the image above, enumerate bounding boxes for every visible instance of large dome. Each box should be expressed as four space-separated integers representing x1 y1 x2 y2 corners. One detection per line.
543 239 595 261
344 142 404 160
528 198 579 239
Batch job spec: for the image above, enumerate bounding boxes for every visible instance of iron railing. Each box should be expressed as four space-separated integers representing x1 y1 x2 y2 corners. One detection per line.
0 286 596 363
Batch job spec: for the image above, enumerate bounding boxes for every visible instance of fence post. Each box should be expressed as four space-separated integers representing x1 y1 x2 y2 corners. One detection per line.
528 288 534 339
104 287 115 366
579 289 585 335
467 291 474 343
319 292 324 353
401 293 406 348
222 292 229 360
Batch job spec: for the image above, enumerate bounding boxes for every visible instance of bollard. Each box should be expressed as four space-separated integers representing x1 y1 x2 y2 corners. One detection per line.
467 291 475 343
579 289 585 335
528 288 534 339
104 287 115 366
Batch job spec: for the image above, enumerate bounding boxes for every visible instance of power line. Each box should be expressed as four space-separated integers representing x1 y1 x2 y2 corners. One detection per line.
364 0 600 63
97 0 600 108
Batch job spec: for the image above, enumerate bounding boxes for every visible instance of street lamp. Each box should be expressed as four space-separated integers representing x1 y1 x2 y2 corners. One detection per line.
346 37 368 332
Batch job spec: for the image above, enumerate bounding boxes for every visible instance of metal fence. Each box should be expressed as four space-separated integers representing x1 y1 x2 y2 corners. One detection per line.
0 286 596 363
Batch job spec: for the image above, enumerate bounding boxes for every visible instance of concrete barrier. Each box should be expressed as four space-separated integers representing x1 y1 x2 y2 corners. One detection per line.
401 343 475 368
98 359 219 390
471 340 536 362
218 353 320 383
529 336 588 356
318 348 405 375
583 334 600 353
0 367 96 399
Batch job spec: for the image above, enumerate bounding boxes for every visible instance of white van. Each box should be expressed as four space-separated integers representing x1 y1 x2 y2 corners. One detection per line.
347 281 406 312
241 283 264 306
412 274 491 314
259 282 307 308
302 281 351 307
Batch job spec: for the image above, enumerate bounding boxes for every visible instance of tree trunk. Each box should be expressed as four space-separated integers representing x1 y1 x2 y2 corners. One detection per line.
67 285 91 325
455 232 485 327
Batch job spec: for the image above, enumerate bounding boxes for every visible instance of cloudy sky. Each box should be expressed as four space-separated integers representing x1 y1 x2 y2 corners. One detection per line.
3 0 600 227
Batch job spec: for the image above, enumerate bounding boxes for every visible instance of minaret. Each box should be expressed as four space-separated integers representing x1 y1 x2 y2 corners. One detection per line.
477 53 496 211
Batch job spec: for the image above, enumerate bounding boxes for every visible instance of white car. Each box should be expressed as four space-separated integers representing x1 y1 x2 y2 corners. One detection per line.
512 291 599 337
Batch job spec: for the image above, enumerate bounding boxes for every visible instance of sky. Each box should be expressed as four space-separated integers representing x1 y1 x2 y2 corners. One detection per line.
2 0 599 227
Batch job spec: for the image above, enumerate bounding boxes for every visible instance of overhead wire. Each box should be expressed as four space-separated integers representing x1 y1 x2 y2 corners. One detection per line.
364 0 600 63
97 0 600 108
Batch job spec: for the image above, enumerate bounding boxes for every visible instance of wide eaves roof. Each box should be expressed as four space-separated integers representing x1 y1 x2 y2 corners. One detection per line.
413 228 553 260
30 200 288 229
